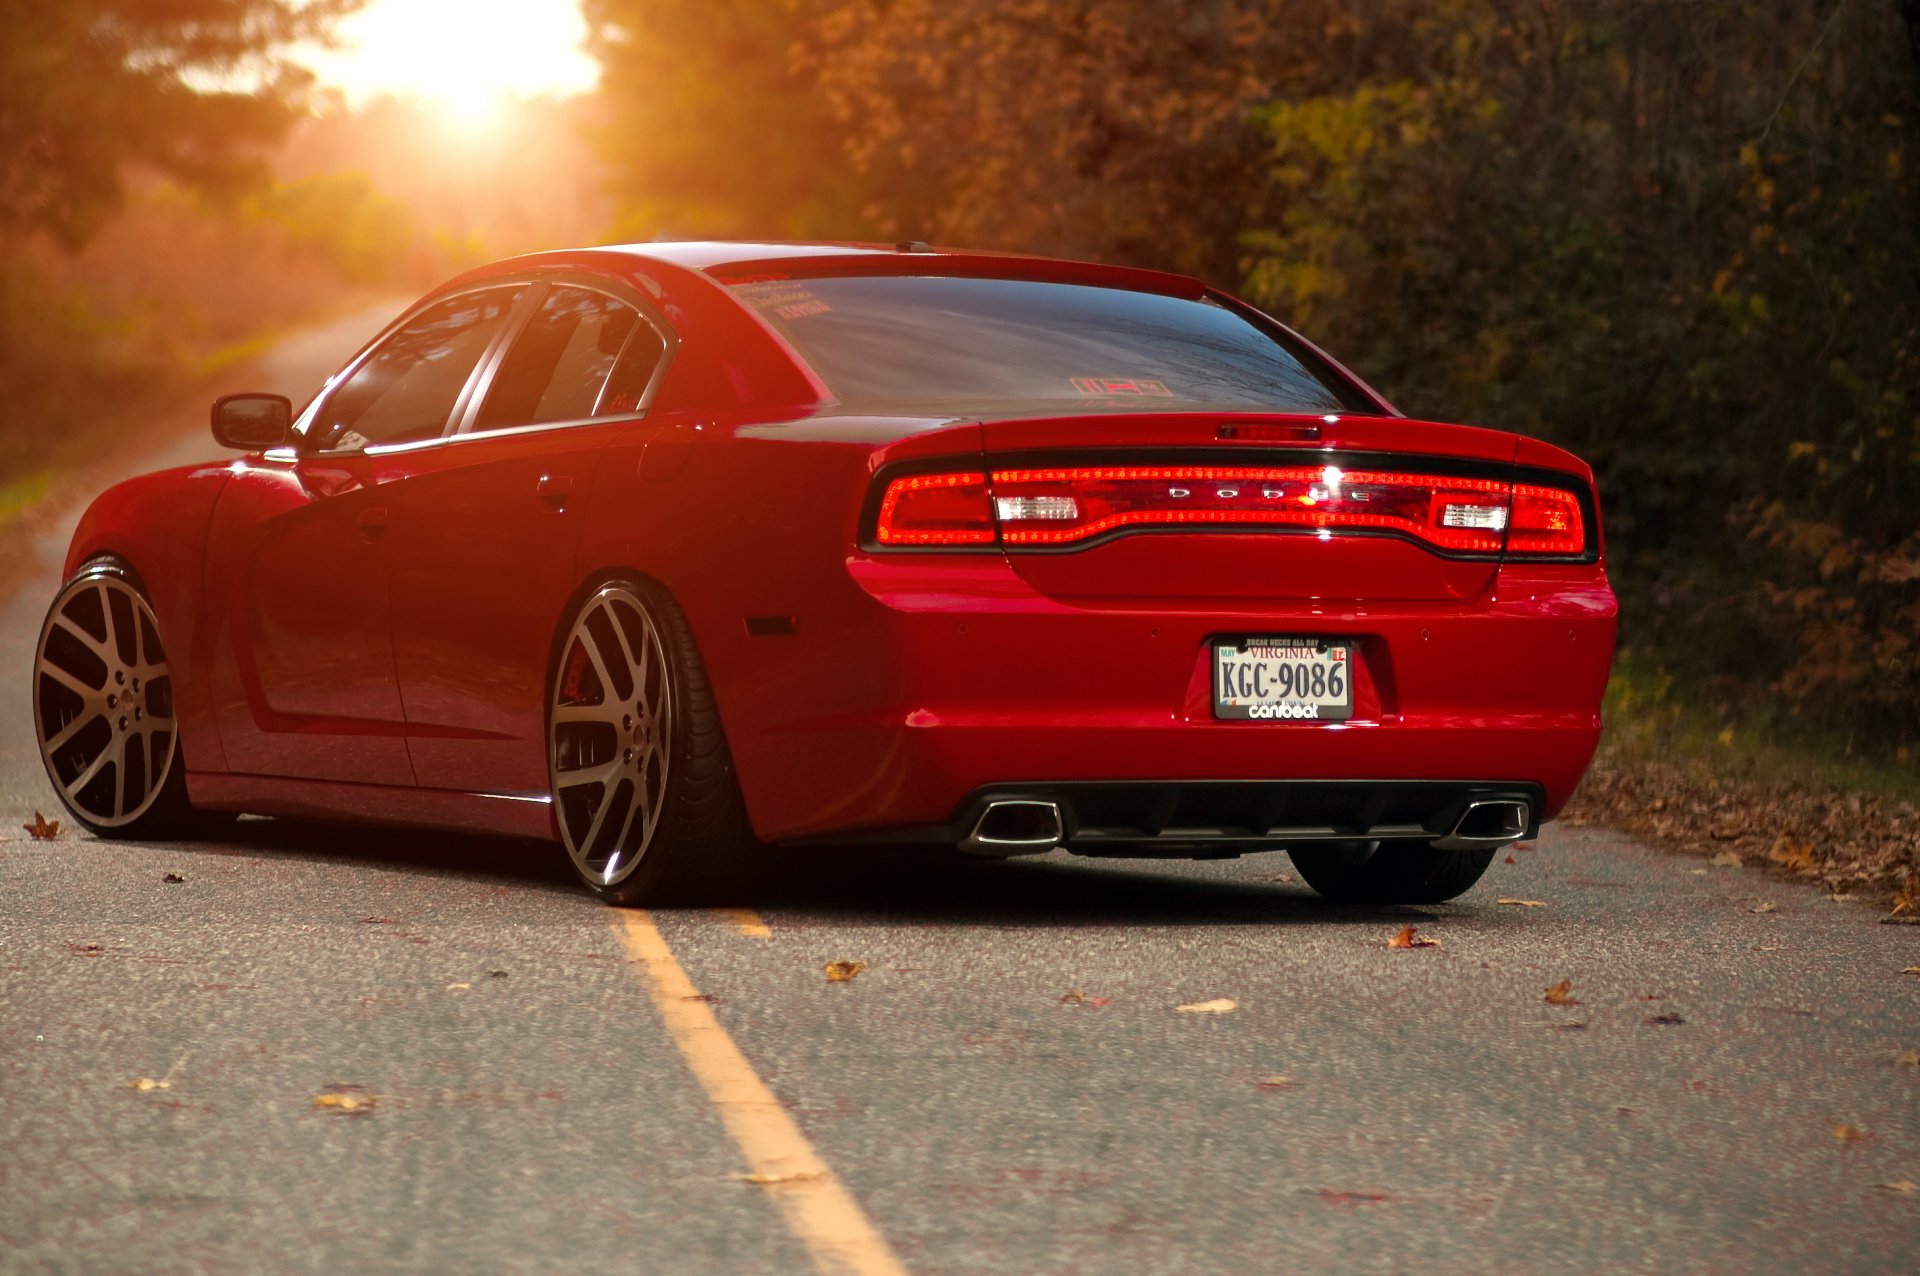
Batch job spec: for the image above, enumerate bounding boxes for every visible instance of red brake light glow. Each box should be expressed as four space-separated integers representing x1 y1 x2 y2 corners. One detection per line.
874 472 995 545
873 464 1589 556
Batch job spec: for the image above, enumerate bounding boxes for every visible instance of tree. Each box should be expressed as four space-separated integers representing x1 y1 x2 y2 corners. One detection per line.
0 0 358 247
582 0 863 240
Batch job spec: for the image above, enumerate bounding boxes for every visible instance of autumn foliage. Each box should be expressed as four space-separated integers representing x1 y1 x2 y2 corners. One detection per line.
590 0 1920 750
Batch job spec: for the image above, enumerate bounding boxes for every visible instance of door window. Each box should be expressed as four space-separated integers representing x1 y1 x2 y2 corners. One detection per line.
474 285 667 431
309 286 527 451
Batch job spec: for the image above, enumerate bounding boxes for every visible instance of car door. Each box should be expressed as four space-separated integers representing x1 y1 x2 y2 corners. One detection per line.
204 284 532 784
385 279 673 794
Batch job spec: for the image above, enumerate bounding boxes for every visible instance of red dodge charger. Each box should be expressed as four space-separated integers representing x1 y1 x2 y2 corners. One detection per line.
31 242 1617 904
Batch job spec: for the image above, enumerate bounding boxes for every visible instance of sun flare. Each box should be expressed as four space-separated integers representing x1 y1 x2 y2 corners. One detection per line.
298 0 598 119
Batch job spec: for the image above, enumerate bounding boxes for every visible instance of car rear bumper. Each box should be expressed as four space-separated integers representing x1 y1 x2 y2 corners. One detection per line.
712 559 1616 845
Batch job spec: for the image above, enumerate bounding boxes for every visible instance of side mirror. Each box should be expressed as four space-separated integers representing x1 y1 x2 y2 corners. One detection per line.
211 393 293 450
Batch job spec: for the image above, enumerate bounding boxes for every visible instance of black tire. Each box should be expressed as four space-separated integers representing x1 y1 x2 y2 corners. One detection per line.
547 577 757 905
1288 839 1496 904
32 557 202 839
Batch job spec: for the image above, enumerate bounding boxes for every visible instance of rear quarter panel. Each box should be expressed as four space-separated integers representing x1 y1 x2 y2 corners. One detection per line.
64 461 235 773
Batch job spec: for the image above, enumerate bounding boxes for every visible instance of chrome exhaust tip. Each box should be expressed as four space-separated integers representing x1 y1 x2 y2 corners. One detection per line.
961 799 1064 856
1432 798 1532 851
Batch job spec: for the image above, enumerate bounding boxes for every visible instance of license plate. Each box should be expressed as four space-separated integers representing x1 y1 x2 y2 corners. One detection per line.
1213 636 1353 721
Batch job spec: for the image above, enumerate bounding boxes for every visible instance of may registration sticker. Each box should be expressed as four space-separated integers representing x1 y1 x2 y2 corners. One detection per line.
1213 637 1353 721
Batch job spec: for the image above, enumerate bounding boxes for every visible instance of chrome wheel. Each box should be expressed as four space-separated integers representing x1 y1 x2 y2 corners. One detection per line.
550 584 672 887
33 570 179 829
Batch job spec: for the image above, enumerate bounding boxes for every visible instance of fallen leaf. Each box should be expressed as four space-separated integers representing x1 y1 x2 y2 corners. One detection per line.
1898 1051 1919 1068
23 812 60 840
1833 1124 1874 1143
1891 876 1920 917
1876 1180 1918 1195
445 983 470 991
162 872 185 884
734 1171 825 1186
1709 851 1742 867
1503 855 1516 865
1317 1189 1390 1207
487 969 508 979
1646 1012 1687 1026
1387 925 1438 949
1497 898 1549 907
129 1077 169 1092
66 943 104 955
824 960 867 983
1766 835 1818 873
1254 1074 1298 1090
1059 990 1109 1007
1544 979 1579 1007
682 993 724 1004
1176 998 1238 1014
1749 900 1778 914
1901 967 1920 976
314 1088 378 1115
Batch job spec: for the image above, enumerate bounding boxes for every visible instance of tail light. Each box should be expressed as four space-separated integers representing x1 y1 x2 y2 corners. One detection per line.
872 463 1591 557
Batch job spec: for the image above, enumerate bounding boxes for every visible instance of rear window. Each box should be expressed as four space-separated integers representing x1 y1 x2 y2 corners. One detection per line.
731 275 1373 415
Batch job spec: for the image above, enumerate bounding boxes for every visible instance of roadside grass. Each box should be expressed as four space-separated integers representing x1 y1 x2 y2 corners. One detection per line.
1567 650 1920 912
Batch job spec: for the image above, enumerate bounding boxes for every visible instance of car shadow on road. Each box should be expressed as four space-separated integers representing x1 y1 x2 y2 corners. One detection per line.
165 816 583 896
717 844 1444 928
157 819 1449 925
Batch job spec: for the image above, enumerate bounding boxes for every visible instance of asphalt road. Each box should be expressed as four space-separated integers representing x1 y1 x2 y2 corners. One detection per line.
2 312 1917 1275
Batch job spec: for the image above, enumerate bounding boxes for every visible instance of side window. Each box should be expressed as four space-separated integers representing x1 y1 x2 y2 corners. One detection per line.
475 285 665 431
311 287 526 450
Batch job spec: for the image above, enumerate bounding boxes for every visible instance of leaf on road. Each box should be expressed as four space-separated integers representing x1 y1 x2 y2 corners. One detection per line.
487 970 508 979
734 1170 826 1186
1254 1074 1298 1090
824 960 867 983
1749 899 1779 914
1709 851 1742 867
445 983 471 991
1832 1124 1874 1143
1767 835 1818 873
1891 876 1920 917
1544 979 1580 1006
66 943 104 956
1646 1012 1688 1026
1317 1189 1390 1207
23 812 60 840
682 993 725 1004
1497 898 1549 907
1176 998 1238 1014
1876 1180 1918 1195
1387 926 1438 949
1897 1051 1919 1068
129 1077 170 1092
314 1086 378 1115
162 872 185 884
1059 990 1109 1007
1900 967 1920 976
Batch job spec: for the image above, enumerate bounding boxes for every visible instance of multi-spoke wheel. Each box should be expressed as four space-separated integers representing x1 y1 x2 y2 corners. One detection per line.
33 561 191 835
548 579 754 903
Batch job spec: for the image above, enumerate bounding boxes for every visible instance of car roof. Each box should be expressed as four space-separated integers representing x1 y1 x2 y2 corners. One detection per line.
578 240 1210 299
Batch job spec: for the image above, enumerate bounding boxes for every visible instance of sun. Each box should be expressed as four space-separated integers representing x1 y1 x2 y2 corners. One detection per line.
298 0 599 119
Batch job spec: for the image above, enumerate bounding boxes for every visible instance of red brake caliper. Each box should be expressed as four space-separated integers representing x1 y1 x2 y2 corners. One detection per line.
560 639 591 704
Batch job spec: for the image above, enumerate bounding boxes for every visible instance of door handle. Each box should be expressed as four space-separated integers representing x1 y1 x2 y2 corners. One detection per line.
357 506 388 541
537 474 574 510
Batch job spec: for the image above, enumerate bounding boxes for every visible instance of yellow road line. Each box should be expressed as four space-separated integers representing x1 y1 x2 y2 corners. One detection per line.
612 910 908 1276
718 907 773 938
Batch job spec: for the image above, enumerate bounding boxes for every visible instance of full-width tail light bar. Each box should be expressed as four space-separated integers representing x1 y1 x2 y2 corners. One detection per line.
873 464 1588 557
